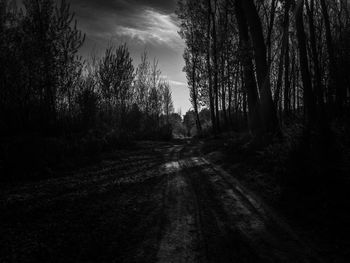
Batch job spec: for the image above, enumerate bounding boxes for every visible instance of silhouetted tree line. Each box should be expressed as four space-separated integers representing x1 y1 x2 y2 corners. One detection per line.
0 0 174 139
178 1 350 239
177 0 350 140
0 0 176 179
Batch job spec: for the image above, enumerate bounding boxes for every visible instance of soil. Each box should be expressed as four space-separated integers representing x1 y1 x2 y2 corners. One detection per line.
0 139 330 262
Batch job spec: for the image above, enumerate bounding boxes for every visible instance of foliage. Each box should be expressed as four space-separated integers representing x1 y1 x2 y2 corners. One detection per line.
177 0 350 139
0 0 176 180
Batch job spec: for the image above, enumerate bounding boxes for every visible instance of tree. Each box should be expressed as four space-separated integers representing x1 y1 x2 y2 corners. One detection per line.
184 48 202 135
135 51 151 113
206 0 217 133
234 0 262 136
183 110 196 136
320 0 339 110
98 44 134 126
161 81 174 124
0 0 85 135
177 0 350 138
295 0 316 123
239 0 280 136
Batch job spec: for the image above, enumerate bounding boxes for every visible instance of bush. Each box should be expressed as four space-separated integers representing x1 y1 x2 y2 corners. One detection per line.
158 124 173 141
0 136 68 181
0 128 137 182
103 129 134 150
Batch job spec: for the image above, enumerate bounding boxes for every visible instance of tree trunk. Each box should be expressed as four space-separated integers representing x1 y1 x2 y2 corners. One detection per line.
227 58 232 127
291 46 296 112
305 0 324 114
234 0 262 136
275 0 291 119
207 0 216 133
240 0 279 136
210 0 220 132
295 0 316 123
191 52 202 135
221 53 228 128
283 0 291 117
320 0 342 110
267 0 277 67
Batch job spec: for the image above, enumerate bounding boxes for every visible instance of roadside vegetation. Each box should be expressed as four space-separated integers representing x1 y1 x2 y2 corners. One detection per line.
1 0 350 260
0 0 187 181
177 0 350 258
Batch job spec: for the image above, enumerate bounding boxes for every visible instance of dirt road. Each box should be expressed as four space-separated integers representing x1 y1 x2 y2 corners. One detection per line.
0 140 323 262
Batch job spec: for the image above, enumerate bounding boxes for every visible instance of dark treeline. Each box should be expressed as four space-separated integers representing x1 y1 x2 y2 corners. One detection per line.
0 0 179 179
177 0 350 139
178 0 350 248
0 0 175 138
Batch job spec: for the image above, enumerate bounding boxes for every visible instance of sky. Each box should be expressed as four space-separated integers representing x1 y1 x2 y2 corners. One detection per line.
67 0 191 112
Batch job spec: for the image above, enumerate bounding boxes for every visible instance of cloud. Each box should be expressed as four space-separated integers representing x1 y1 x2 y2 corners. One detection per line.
64 0 190 111
169 80 186 86
68 0 177 16
115 10 184 51
68 0 184 57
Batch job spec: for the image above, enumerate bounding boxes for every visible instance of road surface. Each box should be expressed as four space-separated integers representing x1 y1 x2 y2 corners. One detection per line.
0 140 323 262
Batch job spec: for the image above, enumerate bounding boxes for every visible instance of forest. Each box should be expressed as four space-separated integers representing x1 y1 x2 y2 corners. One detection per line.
177 0 350 259
0 0 188 179
1 0 350 262
178 0 350 138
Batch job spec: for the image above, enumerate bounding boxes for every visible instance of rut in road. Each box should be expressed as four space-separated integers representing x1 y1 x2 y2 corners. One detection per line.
156 142 323 263
157 145 205 263
0 141 324 262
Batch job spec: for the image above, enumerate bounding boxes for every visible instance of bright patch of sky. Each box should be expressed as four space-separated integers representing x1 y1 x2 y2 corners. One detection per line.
66 0 191 112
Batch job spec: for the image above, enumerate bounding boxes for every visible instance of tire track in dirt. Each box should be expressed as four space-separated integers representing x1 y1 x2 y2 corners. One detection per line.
1 141 325 262
180 149 256 262
0 143 171 262
177 142 324 263
156 143 206 263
